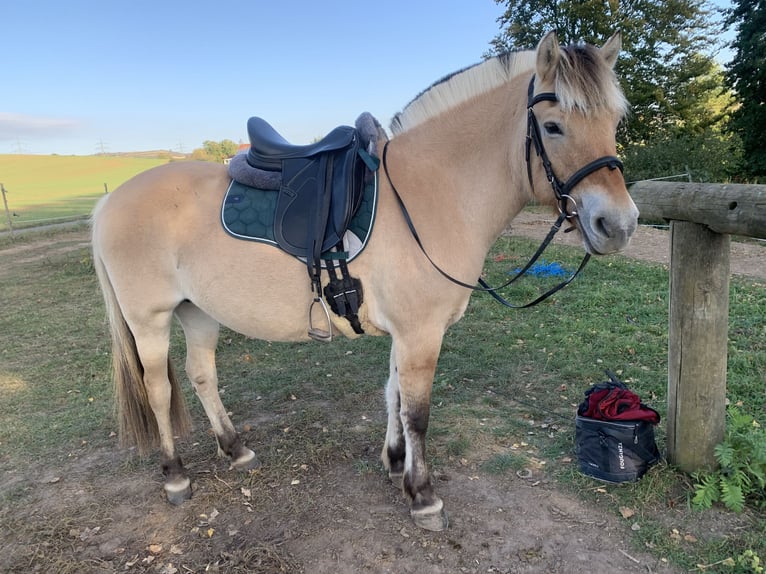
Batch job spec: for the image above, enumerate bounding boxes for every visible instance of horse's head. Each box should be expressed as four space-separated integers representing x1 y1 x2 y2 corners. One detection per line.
527 31 638 255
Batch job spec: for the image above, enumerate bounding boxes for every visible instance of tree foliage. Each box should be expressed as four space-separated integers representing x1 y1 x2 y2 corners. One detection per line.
724 0 766 179
191 139 239 163
488 0 720 143
487 0 744 181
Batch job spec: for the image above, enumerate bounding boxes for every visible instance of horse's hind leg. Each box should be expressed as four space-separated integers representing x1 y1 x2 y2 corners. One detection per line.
130 314 193 504
175 302 258 471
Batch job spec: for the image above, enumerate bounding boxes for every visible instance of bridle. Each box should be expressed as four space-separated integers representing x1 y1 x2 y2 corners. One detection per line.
524 75 624 222
382 74 625 309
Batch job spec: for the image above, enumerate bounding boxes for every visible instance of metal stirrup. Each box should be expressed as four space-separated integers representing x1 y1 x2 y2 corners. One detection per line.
308 296 333 342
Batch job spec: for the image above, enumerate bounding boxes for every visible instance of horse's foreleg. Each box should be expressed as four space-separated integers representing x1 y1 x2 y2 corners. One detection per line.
382 346 405 486
176 303 258 471
388 337 449 531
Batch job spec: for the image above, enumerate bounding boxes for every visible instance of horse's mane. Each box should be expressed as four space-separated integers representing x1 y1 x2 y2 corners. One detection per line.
554 42 629 118
390 42 628 136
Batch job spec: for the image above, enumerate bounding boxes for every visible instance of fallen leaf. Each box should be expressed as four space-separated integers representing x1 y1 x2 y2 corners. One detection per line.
619 507 636 519
207 528 214 538
684 534 698 543
241 487 251 498
291 479 300 485
169 545 183 555
148 544 163 554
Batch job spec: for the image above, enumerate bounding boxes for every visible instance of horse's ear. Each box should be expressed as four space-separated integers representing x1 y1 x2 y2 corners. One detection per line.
536 31 560 84
601 32 622 69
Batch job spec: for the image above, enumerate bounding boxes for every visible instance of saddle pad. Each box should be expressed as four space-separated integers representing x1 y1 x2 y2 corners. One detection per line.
221 173 377 263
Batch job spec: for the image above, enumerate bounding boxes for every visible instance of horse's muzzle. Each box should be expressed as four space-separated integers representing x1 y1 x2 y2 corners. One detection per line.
577 192 639 255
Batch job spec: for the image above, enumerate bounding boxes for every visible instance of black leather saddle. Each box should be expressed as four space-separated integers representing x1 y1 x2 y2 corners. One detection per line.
245 117 367 259
244 116 372 341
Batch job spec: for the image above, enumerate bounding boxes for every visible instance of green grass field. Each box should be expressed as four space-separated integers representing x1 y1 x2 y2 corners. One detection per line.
0 154 171 229
1 227 765 572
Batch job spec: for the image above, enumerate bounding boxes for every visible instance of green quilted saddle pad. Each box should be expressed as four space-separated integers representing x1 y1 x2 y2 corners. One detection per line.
221 173 377 262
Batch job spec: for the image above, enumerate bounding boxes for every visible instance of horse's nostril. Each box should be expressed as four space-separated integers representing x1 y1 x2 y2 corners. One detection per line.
596 217 611 238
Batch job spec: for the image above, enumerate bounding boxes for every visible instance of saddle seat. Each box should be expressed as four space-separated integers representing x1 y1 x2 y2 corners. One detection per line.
247 117 358 171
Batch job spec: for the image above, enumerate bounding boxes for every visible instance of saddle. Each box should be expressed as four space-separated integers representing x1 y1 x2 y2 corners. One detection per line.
246 117 369 259
242 115 379 341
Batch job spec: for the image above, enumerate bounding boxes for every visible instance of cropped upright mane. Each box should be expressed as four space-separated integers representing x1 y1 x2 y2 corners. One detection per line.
554 43 629 117
390 50 536 136
390 40 628 136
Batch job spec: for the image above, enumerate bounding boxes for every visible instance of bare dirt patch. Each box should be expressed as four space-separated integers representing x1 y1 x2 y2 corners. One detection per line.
507 210 766 281
5 218 763 573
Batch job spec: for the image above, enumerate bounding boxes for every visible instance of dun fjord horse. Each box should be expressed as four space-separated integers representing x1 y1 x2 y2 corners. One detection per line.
92 32 638 531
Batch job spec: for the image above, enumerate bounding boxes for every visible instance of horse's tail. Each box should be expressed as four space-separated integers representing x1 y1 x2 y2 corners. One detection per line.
91 197 192 454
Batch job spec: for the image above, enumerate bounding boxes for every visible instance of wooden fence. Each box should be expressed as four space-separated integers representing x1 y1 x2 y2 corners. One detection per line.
628 181 766 472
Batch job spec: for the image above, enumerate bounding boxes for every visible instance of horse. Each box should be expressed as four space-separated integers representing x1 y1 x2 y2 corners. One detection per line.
91 31 638 531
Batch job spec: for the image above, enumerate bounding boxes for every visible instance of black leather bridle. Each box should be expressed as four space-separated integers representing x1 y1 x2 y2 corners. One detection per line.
524 75 624 221
382 74 625 308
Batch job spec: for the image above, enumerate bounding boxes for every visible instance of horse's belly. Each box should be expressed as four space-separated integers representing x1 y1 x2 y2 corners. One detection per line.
181 241 319 341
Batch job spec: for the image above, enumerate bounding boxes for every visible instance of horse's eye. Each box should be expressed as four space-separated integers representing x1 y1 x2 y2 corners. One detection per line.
544 122 563 136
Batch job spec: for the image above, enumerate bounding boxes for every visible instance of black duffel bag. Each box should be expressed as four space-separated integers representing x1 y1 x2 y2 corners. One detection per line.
575 371 661 483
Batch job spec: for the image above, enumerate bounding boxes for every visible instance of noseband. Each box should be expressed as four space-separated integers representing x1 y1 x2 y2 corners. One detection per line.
524 75 623 219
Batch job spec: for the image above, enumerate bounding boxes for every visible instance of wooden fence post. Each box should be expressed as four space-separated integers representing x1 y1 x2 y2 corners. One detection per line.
1 183 13 236
667 221 730 471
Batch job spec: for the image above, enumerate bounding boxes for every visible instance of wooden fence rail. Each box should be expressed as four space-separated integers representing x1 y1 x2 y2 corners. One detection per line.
628 181 766 472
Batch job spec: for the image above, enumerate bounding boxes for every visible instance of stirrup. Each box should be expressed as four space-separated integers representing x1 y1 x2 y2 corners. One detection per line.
308 296 333 342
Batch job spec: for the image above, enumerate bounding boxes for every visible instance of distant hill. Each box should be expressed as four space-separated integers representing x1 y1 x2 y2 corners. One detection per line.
98 150 190 160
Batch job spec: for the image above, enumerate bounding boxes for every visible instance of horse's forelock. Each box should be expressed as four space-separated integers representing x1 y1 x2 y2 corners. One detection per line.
554 43 629 118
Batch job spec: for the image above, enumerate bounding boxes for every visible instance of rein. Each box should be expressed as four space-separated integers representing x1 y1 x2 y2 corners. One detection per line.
382 74 624 309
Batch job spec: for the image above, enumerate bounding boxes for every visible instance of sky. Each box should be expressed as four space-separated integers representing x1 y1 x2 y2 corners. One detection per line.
1 1 508 156
2 1 734 157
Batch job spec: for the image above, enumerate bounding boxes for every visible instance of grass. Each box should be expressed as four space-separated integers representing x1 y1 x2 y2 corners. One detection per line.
0 226 765 571
0 154 170 229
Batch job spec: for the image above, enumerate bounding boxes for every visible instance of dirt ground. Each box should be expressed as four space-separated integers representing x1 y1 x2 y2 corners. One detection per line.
1 220 763 574
508 210 766 281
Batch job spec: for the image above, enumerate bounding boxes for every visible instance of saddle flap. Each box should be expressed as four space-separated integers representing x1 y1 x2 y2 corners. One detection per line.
273 135 364 257
247 117 358 171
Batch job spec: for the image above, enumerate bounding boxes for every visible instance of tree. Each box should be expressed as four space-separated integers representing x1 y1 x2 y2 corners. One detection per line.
488 0 721 144
488 0 742 181
725 0 766 179
191 139 239 163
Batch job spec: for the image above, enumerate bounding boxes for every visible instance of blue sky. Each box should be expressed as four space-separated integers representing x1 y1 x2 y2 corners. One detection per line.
2 1 733 156
1 1 507 155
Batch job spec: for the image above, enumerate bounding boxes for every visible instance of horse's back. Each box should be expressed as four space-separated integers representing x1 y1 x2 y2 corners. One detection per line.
91 160 329 341
95 161 228 223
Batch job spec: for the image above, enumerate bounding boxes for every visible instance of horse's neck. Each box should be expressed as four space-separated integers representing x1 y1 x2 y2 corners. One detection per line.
386 85 530 258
